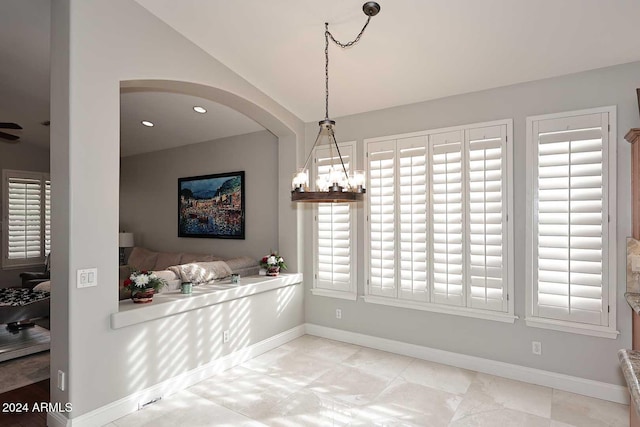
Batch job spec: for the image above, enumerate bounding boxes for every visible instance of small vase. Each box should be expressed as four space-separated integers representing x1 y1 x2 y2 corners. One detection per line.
132 288 154 304
181 282 193 294
266 266 280 277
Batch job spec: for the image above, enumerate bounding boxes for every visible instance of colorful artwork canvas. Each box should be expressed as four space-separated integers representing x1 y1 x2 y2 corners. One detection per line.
178 171 245 239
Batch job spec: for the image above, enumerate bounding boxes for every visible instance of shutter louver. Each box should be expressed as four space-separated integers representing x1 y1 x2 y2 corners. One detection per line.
368 140 396 297
7 177 42 260
467 126 506 311
534 113 607 325
315 145 353 292
431 131 464 306
398 137 428 301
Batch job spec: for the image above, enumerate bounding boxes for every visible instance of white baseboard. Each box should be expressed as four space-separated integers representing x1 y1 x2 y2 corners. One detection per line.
304 323 629 405
55 324 306 427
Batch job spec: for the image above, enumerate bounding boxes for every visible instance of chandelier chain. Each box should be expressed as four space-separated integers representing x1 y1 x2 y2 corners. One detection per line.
324 15 372 119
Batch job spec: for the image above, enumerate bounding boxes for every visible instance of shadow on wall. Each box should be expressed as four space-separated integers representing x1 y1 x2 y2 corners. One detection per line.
124 285 298 394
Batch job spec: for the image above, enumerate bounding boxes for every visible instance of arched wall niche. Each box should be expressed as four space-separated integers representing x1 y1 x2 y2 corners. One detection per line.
120 79 303 272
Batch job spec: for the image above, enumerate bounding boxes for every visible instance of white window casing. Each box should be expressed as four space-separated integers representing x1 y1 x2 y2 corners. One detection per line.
311 142 357 300
525 107 617 339
364 120 514 323
2 170 51 268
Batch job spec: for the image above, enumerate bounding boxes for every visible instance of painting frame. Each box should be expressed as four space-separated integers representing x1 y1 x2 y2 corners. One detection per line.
178 171 245 239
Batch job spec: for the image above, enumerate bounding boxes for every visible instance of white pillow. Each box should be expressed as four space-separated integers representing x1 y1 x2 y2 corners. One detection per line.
33 281 51 292
168 261 232 285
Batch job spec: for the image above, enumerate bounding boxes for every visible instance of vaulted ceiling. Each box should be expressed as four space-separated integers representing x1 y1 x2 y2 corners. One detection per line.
3 0 640 152
135 0 640 121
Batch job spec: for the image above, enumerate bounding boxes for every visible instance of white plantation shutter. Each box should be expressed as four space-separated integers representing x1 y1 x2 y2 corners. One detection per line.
3 170 50 267
364 120 513 320
528 109 614 330
431 131 465 306
398 137 428 301
367 140 396 297
314 143 355 293
467 126 507 312
8 177 41 260
45 180 51 256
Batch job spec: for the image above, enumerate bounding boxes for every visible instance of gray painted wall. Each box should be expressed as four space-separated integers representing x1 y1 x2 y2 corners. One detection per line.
304 61 639 386
50 0 304 418
49 0 637 419
0 142 50 288
120 130 278 261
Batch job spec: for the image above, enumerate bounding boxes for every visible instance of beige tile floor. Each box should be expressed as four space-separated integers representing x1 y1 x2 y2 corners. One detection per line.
108 335 629 426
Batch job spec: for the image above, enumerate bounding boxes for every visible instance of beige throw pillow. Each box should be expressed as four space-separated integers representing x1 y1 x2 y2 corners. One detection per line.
224 256 259 272
155 252 182 270
127 247 158 271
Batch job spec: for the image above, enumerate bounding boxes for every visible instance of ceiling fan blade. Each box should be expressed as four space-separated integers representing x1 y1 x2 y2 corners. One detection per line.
0 122 22 130
0 131 20 141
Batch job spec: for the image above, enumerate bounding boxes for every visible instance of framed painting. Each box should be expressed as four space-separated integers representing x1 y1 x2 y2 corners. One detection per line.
178 171 245 239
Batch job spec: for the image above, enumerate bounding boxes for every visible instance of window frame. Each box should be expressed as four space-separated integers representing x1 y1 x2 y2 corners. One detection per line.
2 169 51 269
363 119 515 323
525 106 618 339
310 141 358 301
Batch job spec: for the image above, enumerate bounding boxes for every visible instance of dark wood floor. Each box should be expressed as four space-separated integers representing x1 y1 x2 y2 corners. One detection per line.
0 379 49 427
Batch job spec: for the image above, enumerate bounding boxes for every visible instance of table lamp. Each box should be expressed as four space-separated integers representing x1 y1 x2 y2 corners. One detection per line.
118 232 134 265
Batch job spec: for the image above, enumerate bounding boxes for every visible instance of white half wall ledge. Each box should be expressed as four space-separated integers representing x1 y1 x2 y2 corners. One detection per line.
304 323 629 405
111 273 303 329
46 324 306 427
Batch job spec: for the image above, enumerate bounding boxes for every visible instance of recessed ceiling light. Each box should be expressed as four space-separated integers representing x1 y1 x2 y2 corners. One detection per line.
193 106 207 114
141 120 154 127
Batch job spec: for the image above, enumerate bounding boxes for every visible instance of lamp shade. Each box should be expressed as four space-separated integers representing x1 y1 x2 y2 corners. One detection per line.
118 232 134 248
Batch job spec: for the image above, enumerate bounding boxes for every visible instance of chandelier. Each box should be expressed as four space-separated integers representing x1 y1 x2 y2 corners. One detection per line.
291 2 381 203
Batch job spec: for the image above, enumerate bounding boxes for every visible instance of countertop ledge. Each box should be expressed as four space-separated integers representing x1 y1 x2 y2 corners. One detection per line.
111 273 303 329
625 292 640 314
618 349 640 417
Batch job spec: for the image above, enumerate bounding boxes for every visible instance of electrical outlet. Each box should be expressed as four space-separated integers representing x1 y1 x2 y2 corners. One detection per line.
336 309 342 319
57 370 65 391
532 341 542 355
223 330 230 343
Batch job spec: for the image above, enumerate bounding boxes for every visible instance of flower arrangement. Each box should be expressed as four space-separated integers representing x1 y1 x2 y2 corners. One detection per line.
123 270 167 295
260 252 287 273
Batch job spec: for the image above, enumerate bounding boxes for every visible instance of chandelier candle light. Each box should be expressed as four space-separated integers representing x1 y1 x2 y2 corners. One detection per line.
291 2 381 203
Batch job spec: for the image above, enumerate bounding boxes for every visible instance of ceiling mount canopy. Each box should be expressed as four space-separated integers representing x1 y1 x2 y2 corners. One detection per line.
291 2 381 203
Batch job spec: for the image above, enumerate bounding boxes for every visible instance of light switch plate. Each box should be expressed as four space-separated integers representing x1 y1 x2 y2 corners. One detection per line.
632 256 640 273
77 268 98 288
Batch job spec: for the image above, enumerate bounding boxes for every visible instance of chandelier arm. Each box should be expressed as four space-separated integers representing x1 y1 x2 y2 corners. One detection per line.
328 127 351 185
301 126 323 172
